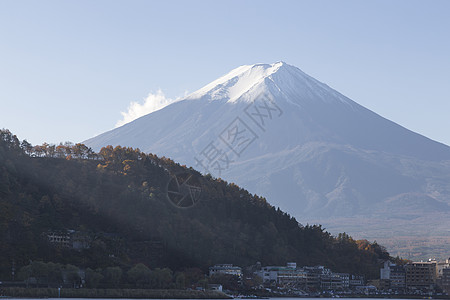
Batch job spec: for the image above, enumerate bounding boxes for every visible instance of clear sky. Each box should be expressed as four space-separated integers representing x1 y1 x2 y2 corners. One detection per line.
1 0 449 146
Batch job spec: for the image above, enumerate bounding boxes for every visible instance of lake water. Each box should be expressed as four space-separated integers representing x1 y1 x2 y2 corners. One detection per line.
10 298 426 300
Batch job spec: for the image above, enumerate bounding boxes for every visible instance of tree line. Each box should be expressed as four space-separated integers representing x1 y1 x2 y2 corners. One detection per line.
1 129 99 159
17 260 205 290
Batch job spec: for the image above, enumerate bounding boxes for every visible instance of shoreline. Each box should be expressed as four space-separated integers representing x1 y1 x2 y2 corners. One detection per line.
2 288 449 300
1 287 232 299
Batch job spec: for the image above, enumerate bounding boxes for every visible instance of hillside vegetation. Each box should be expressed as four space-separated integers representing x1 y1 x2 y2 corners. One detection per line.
0 129 391 282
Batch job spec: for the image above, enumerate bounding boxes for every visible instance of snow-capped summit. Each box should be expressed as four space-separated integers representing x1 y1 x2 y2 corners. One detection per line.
187 62 288 102
187 61 354 107
85 62 450 258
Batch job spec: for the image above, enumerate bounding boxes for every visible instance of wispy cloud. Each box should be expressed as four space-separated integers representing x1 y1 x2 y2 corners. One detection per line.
116 89 182 127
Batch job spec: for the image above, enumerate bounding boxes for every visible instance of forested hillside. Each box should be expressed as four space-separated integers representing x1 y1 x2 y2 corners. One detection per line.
0 129 391 282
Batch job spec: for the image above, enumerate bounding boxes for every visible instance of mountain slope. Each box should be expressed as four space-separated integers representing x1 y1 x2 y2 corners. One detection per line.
86 62 450 161
85 62 450 259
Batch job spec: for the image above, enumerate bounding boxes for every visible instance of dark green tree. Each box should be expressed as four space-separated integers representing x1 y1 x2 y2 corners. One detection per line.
127 263 152 287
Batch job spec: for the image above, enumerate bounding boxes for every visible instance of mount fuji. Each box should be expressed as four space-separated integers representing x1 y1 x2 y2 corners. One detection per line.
85 62 450 259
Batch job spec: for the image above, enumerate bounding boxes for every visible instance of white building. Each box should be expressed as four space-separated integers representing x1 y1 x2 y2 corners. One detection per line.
257 262 306 285
209 264 242 278
437 258 450 279
208 284 223 292
335 273 350 289
380 261 393 280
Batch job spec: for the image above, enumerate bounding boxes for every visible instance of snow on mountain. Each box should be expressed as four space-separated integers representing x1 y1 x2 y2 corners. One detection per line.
84 62 450 259
187 62 355 106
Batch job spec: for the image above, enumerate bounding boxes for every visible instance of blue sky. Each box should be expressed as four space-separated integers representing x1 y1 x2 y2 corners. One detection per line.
1 0 449 146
